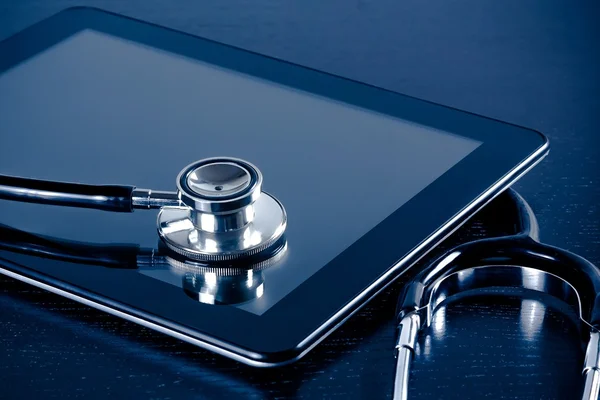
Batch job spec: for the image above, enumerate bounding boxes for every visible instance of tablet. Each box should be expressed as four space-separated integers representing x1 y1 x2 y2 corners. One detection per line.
0 7 548 366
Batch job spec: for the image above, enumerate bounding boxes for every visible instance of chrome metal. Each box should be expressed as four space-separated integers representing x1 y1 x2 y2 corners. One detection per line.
165 240 287 276
186 162 252 198
190 204 255 233
135 250 159 268
133 157 286 260
176 158 262 214
396 312 420 353
0 157 286 263
393 312 420 400
393 348 412 400
0 141 549 368
0 219 286 307
583 331 600 400
131 189 181 209
583 370 600 400
171 158 267 234
390 143 600 400
400 263 598 400
158 192 286 262
425 265 585 328
585 331 600 372
181 269 264 305
135 242 287 305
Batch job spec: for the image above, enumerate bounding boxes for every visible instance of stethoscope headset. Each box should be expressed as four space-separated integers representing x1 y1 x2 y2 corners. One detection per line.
393 189 600 400
0 158 599 399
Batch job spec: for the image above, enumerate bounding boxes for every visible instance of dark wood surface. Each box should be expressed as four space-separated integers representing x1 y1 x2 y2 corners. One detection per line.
0 1 598 399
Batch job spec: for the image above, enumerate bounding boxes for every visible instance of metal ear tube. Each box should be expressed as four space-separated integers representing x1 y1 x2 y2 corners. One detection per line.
393 189 600 400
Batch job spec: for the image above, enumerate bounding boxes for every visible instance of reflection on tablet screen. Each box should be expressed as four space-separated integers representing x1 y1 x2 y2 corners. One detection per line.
0 30 481 314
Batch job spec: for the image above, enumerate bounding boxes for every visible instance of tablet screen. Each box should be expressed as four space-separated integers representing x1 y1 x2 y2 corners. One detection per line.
0 30 481 315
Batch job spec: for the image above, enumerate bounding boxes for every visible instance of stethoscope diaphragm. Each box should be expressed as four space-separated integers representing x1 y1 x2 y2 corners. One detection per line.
159 157 287 263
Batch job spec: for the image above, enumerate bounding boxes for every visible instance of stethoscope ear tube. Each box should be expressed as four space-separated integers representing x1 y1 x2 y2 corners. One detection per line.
399 235 600 329
393 188 600 400
395 236 600 400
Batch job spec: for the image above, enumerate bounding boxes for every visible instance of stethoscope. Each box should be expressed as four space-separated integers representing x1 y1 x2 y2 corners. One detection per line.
0 157 288 264
1 158 599 399
393 189 600 400
0 157 289 306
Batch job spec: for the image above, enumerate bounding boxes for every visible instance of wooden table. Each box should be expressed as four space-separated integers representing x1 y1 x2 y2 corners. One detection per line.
0 1 598 398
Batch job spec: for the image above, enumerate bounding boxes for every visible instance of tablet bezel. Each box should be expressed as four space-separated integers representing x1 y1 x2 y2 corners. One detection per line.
0 7 548 366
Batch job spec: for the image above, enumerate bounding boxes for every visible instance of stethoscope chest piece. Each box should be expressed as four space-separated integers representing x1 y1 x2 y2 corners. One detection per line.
157 157 287 263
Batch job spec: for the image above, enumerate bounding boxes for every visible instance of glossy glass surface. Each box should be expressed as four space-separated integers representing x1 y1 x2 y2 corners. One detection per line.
0 8 547 361
0 30 480 315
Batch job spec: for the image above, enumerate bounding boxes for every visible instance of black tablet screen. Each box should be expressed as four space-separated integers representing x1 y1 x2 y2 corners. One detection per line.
0 30 481 315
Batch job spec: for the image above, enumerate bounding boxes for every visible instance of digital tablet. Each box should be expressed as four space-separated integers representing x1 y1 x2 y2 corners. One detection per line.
0 7 548 366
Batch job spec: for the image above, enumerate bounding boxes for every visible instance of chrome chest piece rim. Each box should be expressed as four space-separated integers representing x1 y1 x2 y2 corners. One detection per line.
157 157 287 263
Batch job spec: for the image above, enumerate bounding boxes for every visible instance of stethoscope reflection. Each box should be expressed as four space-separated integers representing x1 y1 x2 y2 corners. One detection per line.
163 242 287 305
0 223 287 306
183 270 264 305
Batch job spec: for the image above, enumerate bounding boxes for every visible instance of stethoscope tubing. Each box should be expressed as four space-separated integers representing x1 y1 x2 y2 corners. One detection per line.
0 157 288 264
393 189 600 400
